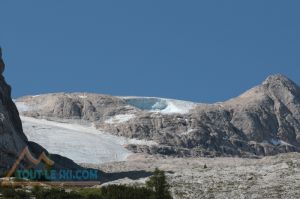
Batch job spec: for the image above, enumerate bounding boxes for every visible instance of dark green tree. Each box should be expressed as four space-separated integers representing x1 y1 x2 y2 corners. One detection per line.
146 168 172 199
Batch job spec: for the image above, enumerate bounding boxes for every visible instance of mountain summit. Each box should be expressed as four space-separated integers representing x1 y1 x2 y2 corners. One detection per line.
263 74 298 87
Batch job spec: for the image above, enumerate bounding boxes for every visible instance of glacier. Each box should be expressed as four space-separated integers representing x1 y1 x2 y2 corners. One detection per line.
123 97 196 114
21 116 132 164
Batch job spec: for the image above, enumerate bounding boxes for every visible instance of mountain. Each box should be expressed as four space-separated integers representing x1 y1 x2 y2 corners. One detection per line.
0 49 80 177
16 74 300 158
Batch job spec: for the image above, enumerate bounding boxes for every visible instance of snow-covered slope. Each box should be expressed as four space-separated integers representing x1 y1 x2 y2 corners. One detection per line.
21 116 131 164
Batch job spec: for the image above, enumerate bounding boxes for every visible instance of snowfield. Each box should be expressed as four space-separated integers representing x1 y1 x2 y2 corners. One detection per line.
21 116 132 164
20 116 156 164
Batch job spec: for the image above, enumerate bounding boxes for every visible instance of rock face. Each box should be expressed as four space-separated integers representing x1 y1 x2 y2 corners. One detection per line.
0 48 29 175
0 49 79 177
17 74 300 158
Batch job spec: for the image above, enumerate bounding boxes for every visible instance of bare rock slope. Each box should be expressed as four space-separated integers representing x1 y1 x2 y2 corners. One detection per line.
93 153 300 199
17 74 300 157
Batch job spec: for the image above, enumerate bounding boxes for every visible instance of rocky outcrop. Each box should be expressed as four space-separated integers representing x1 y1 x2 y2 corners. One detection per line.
0 48 29 175
18 93 136 121
17 75 300 158
0 48 81 177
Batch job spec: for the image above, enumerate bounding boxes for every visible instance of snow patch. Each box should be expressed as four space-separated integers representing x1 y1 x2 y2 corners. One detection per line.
79 95 88 99
99 177 148 187
105 114 136 124
126 138 157 146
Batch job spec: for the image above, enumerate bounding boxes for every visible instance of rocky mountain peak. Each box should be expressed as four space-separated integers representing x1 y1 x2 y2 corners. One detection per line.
262 74 299 92
263 74 290 84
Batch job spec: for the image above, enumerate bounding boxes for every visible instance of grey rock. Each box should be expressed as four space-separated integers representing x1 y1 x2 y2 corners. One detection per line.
93 153 300 199
0 48 28 175
19 93 136 121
